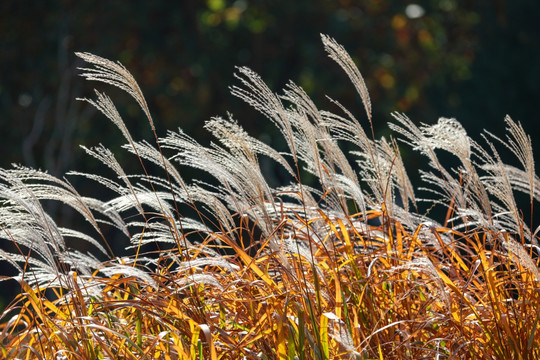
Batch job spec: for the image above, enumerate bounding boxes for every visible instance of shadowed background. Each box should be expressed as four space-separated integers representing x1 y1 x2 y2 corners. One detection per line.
1 0 539 309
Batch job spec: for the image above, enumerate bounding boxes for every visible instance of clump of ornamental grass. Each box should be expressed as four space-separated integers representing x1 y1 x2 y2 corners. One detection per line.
1 35 539 359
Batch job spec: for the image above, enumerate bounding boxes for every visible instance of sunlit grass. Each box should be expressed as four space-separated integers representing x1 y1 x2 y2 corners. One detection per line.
1 35 539 359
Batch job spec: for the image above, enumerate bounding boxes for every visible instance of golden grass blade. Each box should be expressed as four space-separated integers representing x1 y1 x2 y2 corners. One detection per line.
319 313 330 360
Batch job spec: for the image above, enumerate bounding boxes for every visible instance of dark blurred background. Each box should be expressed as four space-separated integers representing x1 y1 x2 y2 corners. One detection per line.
1 0 539 309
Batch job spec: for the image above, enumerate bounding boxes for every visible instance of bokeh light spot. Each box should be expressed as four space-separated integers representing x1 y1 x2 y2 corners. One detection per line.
405 4 425 19
18 93 32 107
391 14 407 30
207 0 225 12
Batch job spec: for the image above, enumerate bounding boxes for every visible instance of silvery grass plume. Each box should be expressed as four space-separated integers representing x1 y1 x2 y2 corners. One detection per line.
0 34 539 358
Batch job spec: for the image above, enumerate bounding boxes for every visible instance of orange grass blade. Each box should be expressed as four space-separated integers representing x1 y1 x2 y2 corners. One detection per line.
214 233 279 290
20 281 67 322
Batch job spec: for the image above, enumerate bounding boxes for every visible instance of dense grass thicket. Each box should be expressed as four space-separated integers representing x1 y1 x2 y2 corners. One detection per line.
1 35 539 359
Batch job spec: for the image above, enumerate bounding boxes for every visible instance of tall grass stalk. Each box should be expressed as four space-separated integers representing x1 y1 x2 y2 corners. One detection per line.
1 34 539 359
